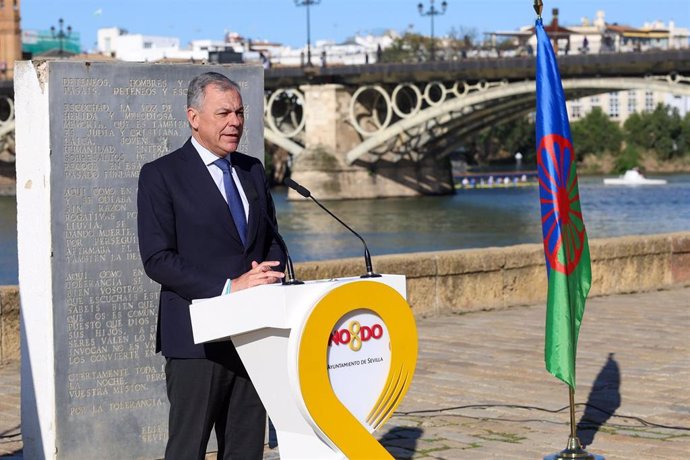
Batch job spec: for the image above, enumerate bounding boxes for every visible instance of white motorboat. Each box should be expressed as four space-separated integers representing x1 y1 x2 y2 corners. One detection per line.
603 169 667 185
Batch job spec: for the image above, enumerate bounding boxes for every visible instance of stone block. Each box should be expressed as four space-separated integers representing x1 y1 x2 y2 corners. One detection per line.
503 243 544 269
435 247 504 276
15 61 265 459
406 277 438 316
502 264 547 306
591 253 671 296
0 286 20 363
373 252 437 279
438 272 504 313
671 253 690 285
671 232 690 254
295 257 363 280
591 234 670 261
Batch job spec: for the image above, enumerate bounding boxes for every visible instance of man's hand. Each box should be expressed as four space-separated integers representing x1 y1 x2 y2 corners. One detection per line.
231 261 284 292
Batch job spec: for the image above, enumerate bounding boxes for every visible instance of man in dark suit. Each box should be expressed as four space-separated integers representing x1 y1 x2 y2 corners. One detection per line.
137 72 286 460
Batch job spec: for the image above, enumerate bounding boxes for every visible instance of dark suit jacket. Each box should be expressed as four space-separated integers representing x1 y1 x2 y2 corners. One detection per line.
137 138 286 360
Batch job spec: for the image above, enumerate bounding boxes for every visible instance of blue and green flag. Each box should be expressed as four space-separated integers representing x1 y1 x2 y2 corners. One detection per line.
535 18 592 389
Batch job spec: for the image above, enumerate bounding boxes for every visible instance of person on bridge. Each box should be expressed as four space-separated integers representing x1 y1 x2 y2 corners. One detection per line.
137 72 286 460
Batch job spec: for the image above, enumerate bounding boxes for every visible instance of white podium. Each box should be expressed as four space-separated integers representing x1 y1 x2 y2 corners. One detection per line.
189 275 418 459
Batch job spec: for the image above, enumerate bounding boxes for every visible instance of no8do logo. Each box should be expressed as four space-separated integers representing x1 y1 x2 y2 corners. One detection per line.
328 320 384 351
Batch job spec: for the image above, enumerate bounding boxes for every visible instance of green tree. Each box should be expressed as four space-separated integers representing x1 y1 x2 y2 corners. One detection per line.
622 112 646 147
380 32 431 63
614 143 641 173
681 112 690 156
468 116 535 164
381 27 478 63
570 107 622 159
623 104 687 160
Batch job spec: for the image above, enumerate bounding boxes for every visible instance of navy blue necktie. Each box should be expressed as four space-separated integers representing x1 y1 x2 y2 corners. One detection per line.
213 158 247 246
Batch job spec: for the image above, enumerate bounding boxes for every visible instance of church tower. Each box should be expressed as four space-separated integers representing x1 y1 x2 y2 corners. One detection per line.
0 0 21 80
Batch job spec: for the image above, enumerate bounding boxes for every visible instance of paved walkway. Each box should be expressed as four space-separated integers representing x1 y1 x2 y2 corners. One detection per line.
2 288 689 459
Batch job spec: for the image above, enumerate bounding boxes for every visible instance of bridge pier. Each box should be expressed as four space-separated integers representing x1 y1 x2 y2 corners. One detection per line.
288 84 454 200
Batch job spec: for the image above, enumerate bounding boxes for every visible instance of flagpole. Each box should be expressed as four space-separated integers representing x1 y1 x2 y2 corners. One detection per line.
552 386 596 460
535 1 601 458
544 391 603 459
569 386 577 439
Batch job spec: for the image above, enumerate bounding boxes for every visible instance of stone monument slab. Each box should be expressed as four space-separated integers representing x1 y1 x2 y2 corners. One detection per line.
15 60 264 459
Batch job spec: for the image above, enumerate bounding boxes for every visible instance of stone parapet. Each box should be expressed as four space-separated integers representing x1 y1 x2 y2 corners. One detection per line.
0 286 19 364
294 231 690 316
1 232 688 362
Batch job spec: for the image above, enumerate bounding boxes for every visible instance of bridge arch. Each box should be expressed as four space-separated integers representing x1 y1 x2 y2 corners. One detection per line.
343 76 690 164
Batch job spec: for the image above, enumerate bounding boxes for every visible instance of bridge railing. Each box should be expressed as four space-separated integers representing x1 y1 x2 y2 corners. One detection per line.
0 95 15 163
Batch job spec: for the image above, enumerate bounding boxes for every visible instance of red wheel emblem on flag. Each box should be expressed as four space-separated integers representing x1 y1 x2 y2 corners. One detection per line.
537 134 586 275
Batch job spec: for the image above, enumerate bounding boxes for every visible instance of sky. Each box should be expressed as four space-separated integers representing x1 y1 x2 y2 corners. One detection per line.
20 0 690 51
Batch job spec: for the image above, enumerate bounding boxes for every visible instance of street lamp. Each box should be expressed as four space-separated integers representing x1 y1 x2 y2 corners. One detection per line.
50 18 72 57
417 0 447 61
294 0 321 67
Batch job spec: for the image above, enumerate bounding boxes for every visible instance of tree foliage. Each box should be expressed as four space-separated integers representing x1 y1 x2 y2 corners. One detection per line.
380 27 478 62
468 117 536 164
569 107 623 159
614 143 641 173
623 104 687 160
380 32 430 63
458 105 690 168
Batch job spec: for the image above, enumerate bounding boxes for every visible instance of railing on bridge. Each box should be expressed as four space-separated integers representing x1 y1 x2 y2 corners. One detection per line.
0 92 14 164
264 58 690 168
265 49 690 88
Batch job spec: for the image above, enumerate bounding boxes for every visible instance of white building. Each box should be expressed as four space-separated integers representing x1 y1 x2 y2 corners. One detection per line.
96 27 230 62
565 90 678 123
513 11 690 122
95 26 398 67
260 30 399 67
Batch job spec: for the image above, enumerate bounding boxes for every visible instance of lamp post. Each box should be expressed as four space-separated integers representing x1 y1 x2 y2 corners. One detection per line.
294 0 321 67
417 0 447 61
50 18 72 57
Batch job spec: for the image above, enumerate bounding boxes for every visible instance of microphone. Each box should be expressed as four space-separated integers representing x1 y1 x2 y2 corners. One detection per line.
284 178 381 279
260 207 303 285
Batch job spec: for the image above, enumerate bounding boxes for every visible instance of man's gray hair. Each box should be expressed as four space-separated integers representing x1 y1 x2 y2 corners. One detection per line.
187 72 241 110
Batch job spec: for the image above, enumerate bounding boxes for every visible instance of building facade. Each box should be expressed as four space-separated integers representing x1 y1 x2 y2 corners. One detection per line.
0 0 21 80
565 90 687 123
518 10 690 122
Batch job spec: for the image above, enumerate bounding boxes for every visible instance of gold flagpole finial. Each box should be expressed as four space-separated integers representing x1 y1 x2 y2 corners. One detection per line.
534 0 543 18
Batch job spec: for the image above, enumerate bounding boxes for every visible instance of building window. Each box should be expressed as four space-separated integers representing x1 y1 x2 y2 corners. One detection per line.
608 92 619 119
143 42 153 49
590 95 600 111
645 91 654 112
627 90 637 113
570 101 582 119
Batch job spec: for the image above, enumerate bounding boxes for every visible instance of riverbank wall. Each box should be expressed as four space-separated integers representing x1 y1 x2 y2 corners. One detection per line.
1 232 688 363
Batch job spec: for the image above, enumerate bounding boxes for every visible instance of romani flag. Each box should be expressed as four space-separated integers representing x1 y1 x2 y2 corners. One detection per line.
535 18 592 389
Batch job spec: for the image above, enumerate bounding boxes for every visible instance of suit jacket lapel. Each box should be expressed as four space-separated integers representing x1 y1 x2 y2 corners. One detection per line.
180 140 245 247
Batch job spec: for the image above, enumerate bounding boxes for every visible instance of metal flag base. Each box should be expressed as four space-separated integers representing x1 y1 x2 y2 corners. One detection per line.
544 435 604 460
544 386 605 460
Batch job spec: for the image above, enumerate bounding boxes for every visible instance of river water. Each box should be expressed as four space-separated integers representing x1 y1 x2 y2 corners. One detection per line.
1 173 688 285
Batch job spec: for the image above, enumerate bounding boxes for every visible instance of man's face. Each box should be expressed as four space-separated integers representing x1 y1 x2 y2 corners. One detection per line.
187 84 244 157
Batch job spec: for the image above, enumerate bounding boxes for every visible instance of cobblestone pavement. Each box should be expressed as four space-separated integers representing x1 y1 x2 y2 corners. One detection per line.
0 361 19 458
2 288 689 459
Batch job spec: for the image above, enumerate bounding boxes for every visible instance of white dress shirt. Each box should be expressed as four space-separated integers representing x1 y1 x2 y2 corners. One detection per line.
191 136 249 223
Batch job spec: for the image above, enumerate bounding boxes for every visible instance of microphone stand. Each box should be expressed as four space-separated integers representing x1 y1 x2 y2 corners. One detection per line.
285 178 381 278
260 207 303 285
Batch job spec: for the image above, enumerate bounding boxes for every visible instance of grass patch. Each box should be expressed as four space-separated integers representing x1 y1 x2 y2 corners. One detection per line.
473 430 527 444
